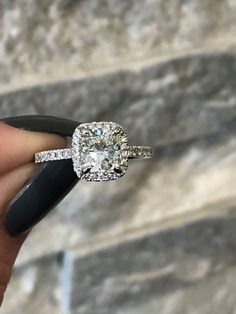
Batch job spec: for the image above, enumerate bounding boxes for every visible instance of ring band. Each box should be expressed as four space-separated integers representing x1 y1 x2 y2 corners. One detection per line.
35 122 153 182
35 146 153 162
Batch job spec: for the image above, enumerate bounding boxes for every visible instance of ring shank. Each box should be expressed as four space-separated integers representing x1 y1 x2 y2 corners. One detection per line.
35 146 153 163
126 146 153 159
35 148 72 163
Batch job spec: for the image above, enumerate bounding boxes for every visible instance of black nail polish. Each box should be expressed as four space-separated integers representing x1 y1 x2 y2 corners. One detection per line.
2 115 79 136
4 160 79 236
1 115 80 236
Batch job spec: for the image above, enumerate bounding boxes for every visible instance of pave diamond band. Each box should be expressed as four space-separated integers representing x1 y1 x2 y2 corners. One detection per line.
35 148 73 163
125 146 153 159
35 146 153 163
35 122 153 182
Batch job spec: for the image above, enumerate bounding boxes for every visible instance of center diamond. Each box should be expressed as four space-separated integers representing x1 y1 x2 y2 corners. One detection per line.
84 140 122 172
72 122 128 181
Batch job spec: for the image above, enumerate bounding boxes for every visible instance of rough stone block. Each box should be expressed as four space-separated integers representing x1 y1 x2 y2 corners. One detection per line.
62 213 236 314
0 0 235 86
1 255 63 314
1 52 236 147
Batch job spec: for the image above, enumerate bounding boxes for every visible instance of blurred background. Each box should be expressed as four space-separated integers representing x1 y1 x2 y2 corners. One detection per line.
1 1 236 313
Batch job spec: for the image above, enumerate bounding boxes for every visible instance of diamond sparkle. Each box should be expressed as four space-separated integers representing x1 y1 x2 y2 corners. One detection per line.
72 122 128 181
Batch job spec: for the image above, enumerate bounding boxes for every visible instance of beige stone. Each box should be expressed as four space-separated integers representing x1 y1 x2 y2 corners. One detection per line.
0 0 236 89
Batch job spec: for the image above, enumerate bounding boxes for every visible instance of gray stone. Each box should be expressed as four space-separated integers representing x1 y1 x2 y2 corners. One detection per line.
1 255 63 314
121 266 236 314
1 52 236 148
62 214 236 314
0 0 236 88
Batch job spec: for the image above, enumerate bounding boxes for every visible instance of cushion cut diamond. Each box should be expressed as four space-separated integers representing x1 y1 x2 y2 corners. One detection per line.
72 122 128 181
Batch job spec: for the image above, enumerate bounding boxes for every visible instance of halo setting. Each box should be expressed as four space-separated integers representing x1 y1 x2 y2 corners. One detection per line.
35 121 153 182
72 122 128 181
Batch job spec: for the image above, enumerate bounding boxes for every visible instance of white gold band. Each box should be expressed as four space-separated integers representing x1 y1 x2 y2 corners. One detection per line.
35 121 153 181
35 146 153 163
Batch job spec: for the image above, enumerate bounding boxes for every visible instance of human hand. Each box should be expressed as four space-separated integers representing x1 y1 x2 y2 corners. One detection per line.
0 123 66 305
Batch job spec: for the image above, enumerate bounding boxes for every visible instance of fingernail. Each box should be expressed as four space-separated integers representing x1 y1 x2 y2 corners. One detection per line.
0 164 38 211
4 160 79 236
1 115 78 136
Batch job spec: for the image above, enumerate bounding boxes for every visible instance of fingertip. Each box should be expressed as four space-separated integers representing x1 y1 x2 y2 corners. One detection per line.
0 123 67 176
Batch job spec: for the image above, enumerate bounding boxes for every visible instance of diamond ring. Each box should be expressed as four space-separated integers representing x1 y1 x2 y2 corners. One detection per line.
35 122 153 182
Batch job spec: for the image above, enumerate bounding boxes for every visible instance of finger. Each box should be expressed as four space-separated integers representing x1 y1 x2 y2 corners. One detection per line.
0 123 67 176
4 160 79 236
0 163 37 305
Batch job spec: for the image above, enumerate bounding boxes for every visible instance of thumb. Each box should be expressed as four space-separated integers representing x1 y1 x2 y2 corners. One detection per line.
0 163 37 305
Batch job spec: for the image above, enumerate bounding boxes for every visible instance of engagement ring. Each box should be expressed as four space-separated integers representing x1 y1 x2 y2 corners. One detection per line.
35 122 153 182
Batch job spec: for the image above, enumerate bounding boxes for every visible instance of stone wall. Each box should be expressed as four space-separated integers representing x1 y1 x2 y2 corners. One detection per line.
1 0 236 90
1 1 236 314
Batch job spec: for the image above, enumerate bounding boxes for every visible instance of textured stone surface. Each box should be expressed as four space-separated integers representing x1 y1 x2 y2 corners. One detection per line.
1 52 236 147
1 255 63 314
0 0 236 88
63 214 236 314
2 49 236 314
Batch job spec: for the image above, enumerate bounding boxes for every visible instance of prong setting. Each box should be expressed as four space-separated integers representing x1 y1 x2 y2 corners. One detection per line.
35 122 153 180
72 122 128 181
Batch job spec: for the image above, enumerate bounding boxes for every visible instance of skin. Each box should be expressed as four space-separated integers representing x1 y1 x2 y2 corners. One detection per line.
0 123 67 306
